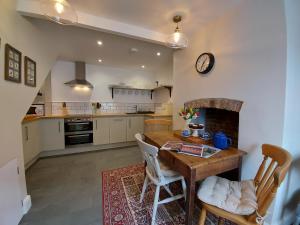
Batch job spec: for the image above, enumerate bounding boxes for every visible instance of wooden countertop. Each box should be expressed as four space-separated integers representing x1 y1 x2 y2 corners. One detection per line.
22 113 172 124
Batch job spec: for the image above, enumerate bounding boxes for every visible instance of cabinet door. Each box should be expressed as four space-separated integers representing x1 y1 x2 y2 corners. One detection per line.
93 118 110 145
40 119 65 151
109 117 127 143
127 116 144 141
22 121 40 165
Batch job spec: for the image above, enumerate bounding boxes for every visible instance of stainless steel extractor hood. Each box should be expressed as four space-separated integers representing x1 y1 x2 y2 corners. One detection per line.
64 61 93 89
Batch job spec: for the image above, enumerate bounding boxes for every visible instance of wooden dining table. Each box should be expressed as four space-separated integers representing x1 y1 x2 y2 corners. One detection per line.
144 131 246 225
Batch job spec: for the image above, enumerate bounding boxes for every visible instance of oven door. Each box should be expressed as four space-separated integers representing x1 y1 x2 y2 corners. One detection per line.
65 133 93 145
65 121 93 133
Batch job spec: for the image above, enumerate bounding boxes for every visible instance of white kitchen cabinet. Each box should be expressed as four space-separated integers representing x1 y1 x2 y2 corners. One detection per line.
22 120 40 165
126 116 144 141
109 117 127 143
93 118 110 145
40 119 65 151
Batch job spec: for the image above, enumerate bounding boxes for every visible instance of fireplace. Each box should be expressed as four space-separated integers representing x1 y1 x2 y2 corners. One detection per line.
184 98 243 148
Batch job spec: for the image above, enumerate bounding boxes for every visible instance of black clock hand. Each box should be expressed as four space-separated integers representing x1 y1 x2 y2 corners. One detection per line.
200 58 207 71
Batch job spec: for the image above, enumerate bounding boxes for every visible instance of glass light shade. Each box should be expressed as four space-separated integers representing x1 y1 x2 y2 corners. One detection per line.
40 0 78 25
166 30 188 49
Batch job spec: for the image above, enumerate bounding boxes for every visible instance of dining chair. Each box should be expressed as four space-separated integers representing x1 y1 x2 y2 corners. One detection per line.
135 133 186 225
197 144 292 225
144 119 172 132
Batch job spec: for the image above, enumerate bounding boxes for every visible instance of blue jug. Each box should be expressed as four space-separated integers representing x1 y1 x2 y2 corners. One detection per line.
213 132 232 150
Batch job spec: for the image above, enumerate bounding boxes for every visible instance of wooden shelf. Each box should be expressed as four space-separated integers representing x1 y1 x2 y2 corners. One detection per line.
108 85 173 99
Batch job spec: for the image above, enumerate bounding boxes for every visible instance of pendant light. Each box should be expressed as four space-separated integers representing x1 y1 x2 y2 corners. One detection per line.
166 15 188 49
40 0 78 25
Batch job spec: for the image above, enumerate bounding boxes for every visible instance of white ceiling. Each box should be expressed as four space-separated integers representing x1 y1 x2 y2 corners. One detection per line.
32 19 173 71
69 0 243 34
19 0 243 71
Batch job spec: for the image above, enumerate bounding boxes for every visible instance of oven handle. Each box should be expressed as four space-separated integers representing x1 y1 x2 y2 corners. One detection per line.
66 122 91 125
67 134 90 138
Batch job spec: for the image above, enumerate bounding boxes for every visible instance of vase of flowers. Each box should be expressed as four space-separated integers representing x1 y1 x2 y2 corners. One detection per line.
178 107 200 133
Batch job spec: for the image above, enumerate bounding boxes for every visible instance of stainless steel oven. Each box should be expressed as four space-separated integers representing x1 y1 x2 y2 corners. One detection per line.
64 117 93 145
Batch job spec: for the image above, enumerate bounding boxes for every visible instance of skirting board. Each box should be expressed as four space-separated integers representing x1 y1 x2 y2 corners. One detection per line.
39 142 137 158
22 195 31 215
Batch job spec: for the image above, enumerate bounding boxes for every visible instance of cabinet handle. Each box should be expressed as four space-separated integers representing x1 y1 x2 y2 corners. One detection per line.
25 126 29 141
58 121 61 133
96 120 98 130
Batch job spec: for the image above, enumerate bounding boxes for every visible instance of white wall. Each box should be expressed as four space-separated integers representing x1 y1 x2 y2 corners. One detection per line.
0 1 58 223
51 60 172 103
172 0 287 222
272 0 300 224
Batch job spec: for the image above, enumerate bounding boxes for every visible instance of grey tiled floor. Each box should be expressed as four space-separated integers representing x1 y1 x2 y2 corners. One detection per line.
19 146 143 225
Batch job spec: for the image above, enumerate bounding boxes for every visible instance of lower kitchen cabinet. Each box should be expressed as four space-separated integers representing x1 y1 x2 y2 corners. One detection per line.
40 119 65 151
22 120 40 165
93 118 110 145
109 117 127 143
127 116 144 141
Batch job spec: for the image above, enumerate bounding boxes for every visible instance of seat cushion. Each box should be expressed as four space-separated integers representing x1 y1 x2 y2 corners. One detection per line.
197 176 257 215
159 160 179 177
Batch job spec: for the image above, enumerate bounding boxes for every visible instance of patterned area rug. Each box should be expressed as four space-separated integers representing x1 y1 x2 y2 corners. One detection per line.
102 164 235 225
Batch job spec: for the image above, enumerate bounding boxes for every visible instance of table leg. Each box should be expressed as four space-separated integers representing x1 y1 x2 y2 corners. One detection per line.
185 173 196 225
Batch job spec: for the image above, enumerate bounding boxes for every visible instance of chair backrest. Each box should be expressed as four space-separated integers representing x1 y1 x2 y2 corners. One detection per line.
144 119 172 132
135 133 165 182
248 144 292 222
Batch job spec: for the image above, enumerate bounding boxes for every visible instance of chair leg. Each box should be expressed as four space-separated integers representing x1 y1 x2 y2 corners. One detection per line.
198 208 206 225
140 175 148 203
181 178 187 201
151 185 160 225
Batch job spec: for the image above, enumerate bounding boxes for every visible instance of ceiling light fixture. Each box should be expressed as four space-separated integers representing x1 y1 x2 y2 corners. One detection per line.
141 65 145 69
166 15 188 49
156 52 161 56
40 0 78 25
98 59 102 63
97 40 103 46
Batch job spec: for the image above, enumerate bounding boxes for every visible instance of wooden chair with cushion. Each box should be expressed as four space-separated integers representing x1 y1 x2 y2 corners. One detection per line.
135 133 186 225
144 119 172 132
197 144 292 225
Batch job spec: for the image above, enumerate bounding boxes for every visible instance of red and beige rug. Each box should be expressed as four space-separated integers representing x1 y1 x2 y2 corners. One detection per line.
102 164 235 225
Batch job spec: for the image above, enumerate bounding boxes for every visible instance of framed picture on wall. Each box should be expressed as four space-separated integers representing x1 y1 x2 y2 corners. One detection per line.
24 56 36 87
5 44 22 83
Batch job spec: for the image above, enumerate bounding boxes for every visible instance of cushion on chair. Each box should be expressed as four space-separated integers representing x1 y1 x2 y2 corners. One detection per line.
159 160 179 177
197 176 257 215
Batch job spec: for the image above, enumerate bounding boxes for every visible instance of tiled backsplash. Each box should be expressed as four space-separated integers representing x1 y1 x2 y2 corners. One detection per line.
46 102 172 115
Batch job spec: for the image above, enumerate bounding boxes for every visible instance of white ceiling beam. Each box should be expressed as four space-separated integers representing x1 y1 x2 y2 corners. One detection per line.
16 0 167 45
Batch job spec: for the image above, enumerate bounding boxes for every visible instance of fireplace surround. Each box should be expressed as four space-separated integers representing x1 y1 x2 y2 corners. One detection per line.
184 98 243 148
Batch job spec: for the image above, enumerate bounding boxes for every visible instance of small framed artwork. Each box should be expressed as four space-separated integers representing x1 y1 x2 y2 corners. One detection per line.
5 44 22 83
24 56 36 87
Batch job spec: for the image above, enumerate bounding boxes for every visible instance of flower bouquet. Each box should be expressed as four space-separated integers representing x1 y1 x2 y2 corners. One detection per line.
178 107 200 135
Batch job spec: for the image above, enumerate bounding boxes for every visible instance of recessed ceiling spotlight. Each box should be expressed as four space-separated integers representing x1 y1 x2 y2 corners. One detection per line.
98 59 102 62
156 52 161 56
141 65 145 68
130 47 139 53
97 40 103 46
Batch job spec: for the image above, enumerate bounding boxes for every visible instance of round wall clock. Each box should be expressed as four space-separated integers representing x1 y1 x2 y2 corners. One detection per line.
195 53 215 74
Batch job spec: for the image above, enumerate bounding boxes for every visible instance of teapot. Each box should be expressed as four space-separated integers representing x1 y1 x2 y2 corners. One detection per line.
213 132 232 150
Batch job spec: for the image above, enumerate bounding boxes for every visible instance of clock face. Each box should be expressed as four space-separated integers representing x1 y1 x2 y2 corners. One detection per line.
195 53 215 74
